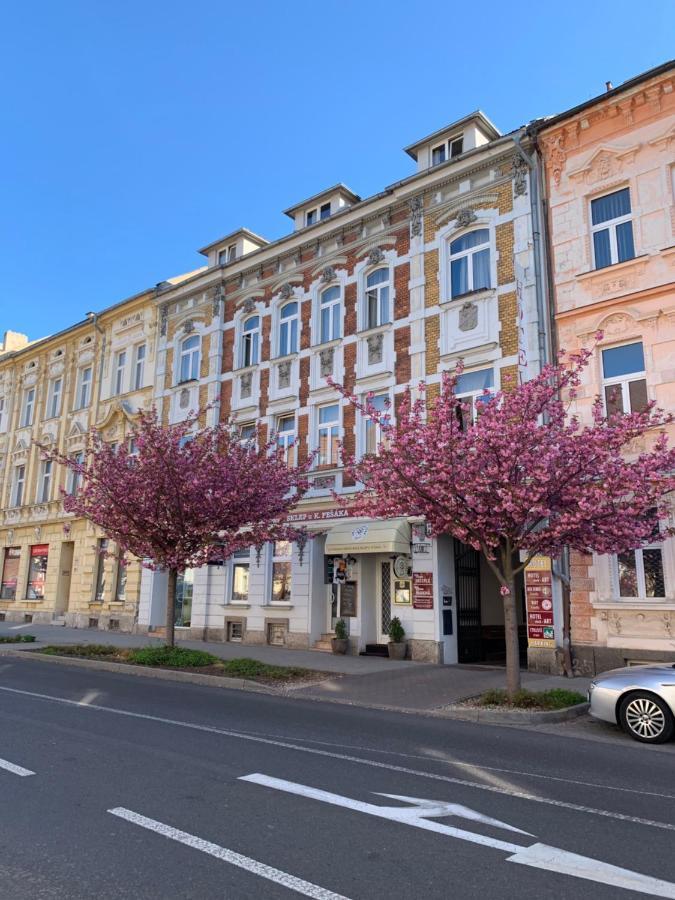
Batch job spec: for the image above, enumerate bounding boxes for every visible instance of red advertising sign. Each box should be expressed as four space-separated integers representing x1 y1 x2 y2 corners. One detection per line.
412 572 434 609
525 557 555 648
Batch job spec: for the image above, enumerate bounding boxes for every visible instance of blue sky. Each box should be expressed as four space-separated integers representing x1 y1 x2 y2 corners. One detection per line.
1 0 672 340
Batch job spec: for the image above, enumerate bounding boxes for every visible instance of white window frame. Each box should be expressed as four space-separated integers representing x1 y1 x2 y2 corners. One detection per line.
240 315 260 368
21 388 35 427
37 459 52 503
305 202 331 227
239 422 256 446
230 548 250 604
270 540 292 604
363 392 390 456
0 396 6 432
114 350 127 395
431 133 464 166
68 451 85 496
319 285 341 344
590 188 634 270
364 267 390 330
601 341 647 416
12 464 25 507
278 301 299 357
219 243 237 265
448 228 492 299
611 543 666 599
455 367 495 426
133 344 146 391
47 377 62 419
276 414 296 465
178 335 200 383
316 403 341 467
76 367 92 409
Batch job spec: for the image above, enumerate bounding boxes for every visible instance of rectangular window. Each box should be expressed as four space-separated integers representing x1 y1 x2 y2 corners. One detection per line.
320 286 341 343
0 397 6 432
228 621 243 642
317 403 340 466
218 249 228 265
450 135 464 157
1 547 21 600
364 394 389 455
133 344 146 390
12 464 25 507
615 546 665 598
26 544 49 600
365 268 390 329
591 188 635 269
432 144 446 166
174 569 194 627
114 350 127 395
455 368 495 427
77 367 92 408
239 423 256 445
306 209 317 226
22 388 35 427
231 548 250 604
276 414 296 466
320 202 331 220
68 450 85 496
271 541 292 603
37 460 52 503
47 378 62 419
601 342 647 416
114 552 127 601
93 538 108 602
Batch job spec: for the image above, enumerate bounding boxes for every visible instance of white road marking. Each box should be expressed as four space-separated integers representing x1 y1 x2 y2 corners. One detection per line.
1 684 674 833
0 756 35 777
374 792 532 834
108 807 351 900
7 624 34 631
241 774 675 899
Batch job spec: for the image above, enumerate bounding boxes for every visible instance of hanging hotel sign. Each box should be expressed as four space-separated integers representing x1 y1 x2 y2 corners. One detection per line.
412 572 434 609
411 522 432 557
525 556 555 648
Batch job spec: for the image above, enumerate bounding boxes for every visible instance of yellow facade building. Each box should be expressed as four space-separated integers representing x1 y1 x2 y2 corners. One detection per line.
0 290 159 631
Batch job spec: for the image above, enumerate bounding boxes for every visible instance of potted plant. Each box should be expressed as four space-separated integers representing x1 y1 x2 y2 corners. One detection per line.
387 616 407 659
331 618 349 654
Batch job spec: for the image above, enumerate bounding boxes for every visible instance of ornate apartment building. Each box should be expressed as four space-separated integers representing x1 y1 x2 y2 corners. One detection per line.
139 111 550 663
535 61 675 674
0 290 160 632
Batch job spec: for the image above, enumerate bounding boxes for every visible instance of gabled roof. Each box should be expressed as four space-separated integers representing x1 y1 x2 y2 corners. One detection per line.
283 184 360 219
198 228 269 257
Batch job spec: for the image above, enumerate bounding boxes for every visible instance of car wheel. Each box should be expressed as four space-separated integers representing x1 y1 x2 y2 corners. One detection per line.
619 692 675 744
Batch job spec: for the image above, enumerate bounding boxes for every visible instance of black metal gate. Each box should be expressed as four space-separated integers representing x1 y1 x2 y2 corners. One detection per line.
455 540 482 663
380 561 392 636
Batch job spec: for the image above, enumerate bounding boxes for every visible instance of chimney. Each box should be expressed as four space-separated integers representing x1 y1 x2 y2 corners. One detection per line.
605 81 613 92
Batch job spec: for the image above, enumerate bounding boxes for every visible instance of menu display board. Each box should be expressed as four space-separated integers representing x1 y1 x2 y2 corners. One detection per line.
412 572 434 609
340 581 358 618
525 556 555 648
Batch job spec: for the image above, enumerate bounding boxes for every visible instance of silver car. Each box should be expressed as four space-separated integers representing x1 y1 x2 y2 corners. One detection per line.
589 663 675 744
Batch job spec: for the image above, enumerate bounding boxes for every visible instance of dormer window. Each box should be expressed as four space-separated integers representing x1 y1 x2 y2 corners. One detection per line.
306 202 331 227
218 244 237 266
432 134 464 166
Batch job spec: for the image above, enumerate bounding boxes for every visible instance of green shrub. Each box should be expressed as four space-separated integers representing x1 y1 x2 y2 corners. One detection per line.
333 618 348 640
127 646 220 668
40 644 122 657
0 634 37 644
21 634 36 642
477 688 586 710
388 616 405 643
221 658 310 680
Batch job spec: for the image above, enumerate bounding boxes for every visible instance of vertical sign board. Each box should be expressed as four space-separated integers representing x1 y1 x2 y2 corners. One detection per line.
340 581 358 618
524 555 555 648
412 572 434 609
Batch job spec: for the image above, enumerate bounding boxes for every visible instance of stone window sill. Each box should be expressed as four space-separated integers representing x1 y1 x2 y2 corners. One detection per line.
575 255 648 282
262 603 294 610
441 287 494 306
593 599 675 611
222 603 251 609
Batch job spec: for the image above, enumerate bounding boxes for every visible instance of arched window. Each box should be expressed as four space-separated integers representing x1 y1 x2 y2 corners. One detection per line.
365 268 390 329
179 335 200 382
449 229 490 298
241 315 260 367
320 286 341 344
278 302 298 357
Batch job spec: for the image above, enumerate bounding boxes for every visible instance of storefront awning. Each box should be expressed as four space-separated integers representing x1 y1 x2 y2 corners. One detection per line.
324 518 411 556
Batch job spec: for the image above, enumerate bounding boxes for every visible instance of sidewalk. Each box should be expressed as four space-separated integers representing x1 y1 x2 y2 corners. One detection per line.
0 622 590 710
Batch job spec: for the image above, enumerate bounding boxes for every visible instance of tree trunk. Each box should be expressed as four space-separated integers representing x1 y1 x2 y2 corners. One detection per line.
503 578 522 698
165 567 177 648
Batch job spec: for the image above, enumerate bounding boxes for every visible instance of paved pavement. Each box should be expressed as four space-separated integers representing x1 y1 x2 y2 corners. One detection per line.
0 622 590 711
0 655 672 899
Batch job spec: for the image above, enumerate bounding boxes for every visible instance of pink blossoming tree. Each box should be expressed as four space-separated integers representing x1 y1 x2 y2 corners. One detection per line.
45 409 310 646
331 347 675 696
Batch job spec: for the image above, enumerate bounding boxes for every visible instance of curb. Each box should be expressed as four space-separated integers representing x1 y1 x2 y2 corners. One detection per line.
0 648 284 695
437 701 590 724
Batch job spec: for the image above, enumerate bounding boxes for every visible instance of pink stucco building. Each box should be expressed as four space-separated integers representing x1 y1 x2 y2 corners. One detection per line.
537 61 675 674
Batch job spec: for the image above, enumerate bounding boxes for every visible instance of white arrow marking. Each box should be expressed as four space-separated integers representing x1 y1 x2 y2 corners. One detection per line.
240 774 675 898
0 756 35 777
374 792 532 835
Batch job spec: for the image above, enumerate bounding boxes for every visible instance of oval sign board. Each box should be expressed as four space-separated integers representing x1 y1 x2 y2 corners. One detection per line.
351 525 369 542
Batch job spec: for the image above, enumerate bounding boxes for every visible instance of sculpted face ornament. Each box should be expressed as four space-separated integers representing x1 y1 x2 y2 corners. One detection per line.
321 266 336 284
368 247 385 266
454 208 477 228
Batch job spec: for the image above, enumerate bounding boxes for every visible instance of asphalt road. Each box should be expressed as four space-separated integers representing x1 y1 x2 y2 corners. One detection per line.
0 656 674 900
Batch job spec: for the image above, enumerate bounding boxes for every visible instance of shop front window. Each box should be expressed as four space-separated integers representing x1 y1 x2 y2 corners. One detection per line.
1 547 21 600
26 544 49 600
174 569 194 626
271 541 292 603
